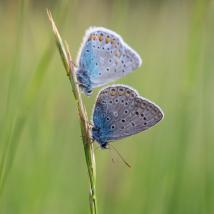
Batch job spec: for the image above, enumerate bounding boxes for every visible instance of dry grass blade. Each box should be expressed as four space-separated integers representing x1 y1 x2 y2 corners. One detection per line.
47 9 98 214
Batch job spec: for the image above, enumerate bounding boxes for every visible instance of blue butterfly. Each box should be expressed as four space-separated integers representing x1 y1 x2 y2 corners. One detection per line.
76 27 142 95
92 85 164 149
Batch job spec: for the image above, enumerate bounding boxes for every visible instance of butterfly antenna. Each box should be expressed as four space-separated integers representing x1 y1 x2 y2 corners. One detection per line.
108 146 116 164
109 144 131 168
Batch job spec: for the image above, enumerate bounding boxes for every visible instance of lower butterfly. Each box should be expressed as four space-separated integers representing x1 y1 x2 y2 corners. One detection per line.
91 85 164 148
76 27 142 95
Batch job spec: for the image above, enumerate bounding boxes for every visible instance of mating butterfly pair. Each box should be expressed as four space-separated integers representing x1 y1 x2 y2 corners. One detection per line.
76 27 163 148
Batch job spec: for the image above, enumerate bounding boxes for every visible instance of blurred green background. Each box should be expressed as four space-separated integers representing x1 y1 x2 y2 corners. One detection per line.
0 0 214 213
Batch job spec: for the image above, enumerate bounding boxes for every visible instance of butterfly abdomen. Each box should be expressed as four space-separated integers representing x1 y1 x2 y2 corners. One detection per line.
92 126 110 148
76 68 93 95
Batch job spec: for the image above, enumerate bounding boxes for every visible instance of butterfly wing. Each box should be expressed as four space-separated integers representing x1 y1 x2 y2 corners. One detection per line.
92 85 163 145
77 27 142 89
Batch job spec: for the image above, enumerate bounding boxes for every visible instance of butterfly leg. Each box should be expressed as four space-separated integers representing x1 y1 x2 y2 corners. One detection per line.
74 81 85 87
87 121 94 128
74 81 92 95
80 133 94 145
68 59 77 68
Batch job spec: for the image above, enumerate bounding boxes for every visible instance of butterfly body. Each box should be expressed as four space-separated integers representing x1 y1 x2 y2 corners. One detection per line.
91 85 164 148
76 27 142 95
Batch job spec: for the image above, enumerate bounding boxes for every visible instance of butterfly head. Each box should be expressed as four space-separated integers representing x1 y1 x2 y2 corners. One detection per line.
76 68 92 95
83 87 92 96
100 142 108 149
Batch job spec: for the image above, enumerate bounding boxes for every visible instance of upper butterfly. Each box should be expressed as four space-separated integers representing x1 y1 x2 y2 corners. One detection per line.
76 27 142 95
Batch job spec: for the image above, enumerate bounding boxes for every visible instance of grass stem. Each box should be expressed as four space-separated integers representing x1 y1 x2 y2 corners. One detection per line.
47 10 98 214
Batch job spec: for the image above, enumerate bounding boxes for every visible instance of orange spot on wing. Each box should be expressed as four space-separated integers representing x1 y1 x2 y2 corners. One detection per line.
105 37 110 43
99 35 103 41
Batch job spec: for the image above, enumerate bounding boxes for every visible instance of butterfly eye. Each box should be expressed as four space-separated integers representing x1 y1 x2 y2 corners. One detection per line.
86 90 92 95
121 119 126 123
106 117 110 121
135 111 139 115
115 99 119 103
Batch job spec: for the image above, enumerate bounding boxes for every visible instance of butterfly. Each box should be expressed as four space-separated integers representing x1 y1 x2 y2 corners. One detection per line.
76 27 142 95
91 85 164 148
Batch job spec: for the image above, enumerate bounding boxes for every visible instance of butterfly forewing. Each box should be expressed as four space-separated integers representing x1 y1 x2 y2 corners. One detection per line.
110 97 163 140
77 27 142 89
92 85 163 144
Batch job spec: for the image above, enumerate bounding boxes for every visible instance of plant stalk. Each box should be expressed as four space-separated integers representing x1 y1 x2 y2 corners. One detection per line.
47 10 98 214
